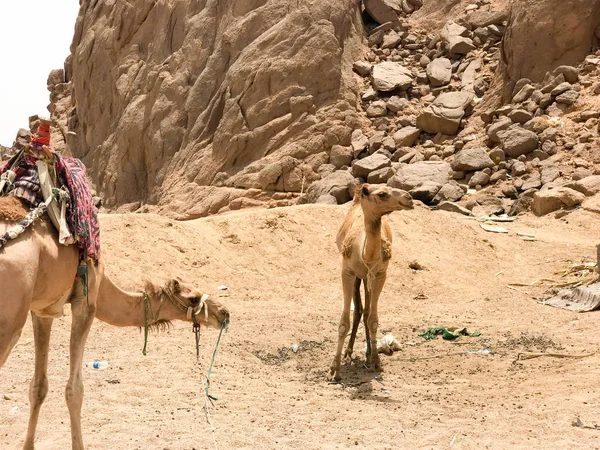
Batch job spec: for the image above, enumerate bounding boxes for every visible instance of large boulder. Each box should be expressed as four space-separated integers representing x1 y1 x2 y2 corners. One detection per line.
416 91 473 135
427 58 452 87
371 62 413 92
352 153 391 179
451 147 494 171
364 0 401 26
303 170 356 205
569 175 600 196
440 21 476 56
388 161 452 190
497 125 539 157
532 187 585 216
393 126 421 147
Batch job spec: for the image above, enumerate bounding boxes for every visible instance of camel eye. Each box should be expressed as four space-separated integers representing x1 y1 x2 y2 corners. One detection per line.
378 192 389 199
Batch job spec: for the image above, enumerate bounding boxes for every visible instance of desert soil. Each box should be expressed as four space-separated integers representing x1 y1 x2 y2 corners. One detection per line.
2 204 600 449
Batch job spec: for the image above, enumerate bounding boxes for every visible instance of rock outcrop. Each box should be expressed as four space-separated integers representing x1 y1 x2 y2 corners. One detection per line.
67 0 366 217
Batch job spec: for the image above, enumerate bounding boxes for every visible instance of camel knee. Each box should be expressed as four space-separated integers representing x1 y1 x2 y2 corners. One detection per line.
65 380 84 407
30 376 49 405
367 315 379 333
337 315 350 338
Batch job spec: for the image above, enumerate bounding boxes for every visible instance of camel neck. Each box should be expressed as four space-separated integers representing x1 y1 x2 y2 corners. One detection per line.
95 275 157 327
362 213 382 264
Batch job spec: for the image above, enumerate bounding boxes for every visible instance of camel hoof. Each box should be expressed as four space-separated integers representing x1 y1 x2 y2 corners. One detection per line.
327 368 341 383
343 349 353 363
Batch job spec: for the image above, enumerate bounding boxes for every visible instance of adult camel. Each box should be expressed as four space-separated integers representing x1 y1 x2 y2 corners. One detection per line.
0 196 230 450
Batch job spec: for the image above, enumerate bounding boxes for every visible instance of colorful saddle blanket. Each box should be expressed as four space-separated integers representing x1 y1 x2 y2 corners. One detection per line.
0 151 100 261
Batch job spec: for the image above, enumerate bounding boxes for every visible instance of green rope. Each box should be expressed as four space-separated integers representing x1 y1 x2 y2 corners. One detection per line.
142 291 150 356
205 320 228 402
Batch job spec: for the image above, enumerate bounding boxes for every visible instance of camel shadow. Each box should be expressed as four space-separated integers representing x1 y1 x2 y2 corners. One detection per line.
335 359 402 404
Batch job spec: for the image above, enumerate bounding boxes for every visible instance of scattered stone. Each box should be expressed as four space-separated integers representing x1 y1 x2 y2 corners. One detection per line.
508 196 533 216
367 166 395 184
572 167 593 181
488 148 506 164
523 116 551 134
371 62 413 92
433 182 464 203
363 0 401 27
352 153 391 179
555 90 579 106
531 149 549 161
512 84 535 103
539 127 558 143
351 129 369 157
487 116 513 143
388 161 452 191
416 91 473 135
316 194 338 205
497 125 539 157
468 171 490 188
367 100 388 117
473 77 487 97
550 82 572 96
419 55 431 68
382 31 402 49
362 88 378 101
369 131 386 153
490 169 508 182
541 73 566 94
540 165 560 185
521 173 542 191
393 126 421 147
353 61 373 76
452 147 494 171
461 60 481 92
303 170 356 204
441 21 476 56
330 145 353 169
511 161 527 177
552 65 579 84
386 96 410 112
570 176 600 196
410 181 443 203
508 109 533 124
427 58 452 87
437 201 471 215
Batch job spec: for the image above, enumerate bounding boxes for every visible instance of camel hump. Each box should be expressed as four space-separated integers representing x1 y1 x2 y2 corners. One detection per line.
0 196 28 222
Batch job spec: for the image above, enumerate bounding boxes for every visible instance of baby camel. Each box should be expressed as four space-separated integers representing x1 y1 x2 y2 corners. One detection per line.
328 183 413 382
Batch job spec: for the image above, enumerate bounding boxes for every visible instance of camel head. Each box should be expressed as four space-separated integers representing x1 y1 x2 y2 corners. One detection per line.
156 279 230 329
354 183 413 216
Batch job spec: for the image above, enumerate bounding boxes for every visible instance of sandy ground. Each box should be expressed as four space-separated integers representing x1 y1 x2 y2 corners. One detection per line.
2 202 600 450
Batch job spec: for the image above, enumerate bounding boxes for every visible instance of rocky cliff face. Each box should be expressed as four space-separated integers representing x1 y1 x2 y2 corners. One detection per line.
494 0 600 101
67 0 366 217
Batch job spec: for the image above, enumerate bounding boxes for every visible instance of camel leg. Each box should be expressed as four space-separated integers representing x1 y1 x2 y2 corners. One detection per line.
65 274 98 450
328 269 355 382
23 314 53 450
0 294 30 369
365 272 386 371
363 279 372 364
343 278 363 362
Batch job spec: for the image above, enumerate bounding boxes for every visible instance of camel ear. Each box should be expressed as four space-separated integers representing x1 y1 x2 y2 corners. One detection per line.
170 279 181 293
361 184 370 197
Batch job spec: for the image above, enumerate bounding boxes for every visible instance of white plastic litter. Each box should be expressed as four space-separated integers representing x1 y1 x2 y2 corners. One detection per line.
376 334 402 354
